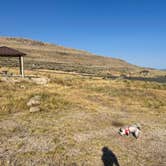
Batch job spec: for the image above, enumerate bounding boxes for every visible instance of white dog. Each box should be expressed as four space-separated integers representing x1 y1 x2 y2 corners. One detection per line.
118 124 141 139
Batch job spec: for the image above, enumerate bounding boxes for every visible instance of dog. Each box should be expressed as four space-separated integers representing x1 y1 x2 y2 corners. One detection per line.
118 124 141 139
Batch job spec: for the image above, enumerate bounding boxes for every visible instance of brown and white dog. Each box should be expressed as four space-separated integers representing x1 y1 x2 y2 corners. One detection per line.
118 124 141 139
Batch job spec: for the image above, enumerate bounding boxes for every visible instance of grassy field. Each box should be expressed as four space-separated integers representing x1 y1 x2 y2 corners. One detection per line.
0 68 166 166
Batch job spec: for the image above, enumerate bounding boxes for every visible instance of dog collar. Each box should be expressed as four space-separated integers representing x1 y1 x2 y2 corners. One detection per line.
125 128 130 135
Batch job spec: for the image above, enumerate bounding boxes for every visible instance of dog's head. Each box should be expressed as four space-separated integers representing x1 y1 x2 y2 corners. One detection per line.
118 128 125 136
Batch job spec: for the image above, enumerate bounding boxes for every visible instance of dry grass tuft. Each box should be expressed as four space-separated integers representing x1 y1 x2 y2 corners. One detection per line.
0 68 166 166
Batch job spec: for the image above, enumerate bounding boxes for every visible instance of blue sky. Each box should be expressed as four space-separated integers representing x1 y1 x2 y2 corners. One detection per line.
0 0 165 69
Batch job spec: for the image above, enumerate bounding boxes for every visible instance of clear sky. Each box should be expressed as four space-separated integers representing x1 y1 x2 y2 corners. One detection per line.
0 0 165 69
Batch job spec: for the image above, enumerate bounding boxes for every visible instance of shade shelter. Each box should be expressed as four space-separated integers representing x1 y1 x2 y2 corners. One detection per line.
0 46 26 77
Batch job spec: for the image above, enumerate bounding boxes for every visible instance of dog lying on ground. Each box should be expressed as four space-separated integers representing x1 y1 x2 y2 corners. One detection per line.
118 124 141 139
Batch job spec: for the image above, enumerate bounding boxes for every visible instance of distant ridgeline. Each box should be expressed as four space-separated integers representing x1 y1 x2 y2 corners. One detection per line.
0 37 139 76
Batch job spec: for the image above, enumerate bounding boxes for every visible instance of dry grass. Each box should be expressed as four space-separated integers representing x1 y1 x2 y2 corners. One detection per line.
0 68 166 166
0 37 140 76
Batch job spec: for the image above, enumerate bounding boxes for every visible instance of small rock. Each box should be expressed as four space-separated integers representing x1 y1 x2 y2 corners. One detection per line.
0 77 21 83
27 95 41 107
31 77 50 85
20 85 25 89
29 106 41 113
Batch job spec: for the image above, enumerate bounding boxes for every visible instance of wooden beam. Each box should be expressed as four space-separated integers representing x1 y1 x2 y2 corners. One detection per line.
19 56 24 77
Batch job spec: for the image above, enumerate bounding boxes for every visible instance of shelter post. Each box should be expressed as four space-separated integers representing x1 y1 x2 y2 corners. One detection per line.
19 56 24 77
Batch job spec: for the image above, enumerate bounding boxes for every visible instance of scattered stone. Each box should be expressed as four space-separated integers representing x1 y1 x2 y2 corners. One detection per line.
31 77 50 85
27 96 41 113
29 106 41 113
20 85 25 89
0 77 21 83
27 95 41 107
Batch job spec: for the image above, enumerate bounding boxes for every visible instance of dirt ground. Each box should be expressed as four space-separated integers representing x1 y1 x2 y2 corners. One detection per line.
0 69 166 166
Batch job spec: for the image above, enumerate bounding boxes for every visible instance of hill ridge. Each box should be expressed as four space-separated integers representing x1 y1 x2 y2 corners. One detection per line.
0 36 139 75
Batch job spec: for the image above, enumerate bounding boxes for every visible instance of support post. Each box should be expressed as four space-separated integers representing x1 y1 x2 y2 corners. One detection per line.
19 56 24 77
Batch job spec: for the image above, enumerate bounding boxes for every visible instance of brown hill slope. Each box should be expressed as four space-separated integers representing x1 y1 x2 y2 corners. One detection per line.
0 37 139 75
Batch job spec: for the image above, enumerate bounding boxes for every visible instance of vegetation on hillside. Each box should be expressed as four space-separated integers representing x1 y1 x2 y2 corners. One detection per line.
0 37 140 75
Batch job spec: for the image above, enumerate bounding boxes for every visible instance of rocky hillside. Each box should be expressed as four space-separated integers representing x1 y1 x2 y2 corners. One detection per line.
0 37 139 76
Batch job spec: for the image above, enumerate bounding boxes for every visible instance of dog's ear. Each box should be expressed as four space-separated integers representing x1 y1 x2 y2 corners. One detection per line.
136 123 141 130
119 128 122 132
137 126 141 130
